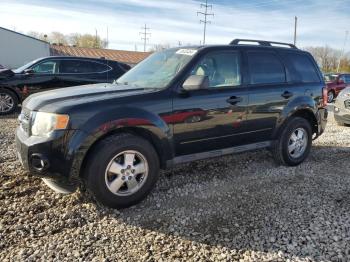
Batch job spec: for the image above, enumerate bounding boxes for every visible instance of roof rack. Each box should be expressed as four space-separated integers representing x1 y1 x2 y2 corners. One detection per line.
229 39 297 49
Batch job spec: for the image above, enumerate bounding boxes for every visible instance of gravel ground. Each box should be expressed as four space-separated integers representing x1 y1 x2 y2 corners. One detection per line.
1 107 350 261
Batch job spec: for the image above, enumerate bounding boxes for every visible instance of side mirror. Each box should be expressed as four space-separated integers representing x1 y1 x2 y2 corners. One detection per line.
182 75 209 91
24 69 34 75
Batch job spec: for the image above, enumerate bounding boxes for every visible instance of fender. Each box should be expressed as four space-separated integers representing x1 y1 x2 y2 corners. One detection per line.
272 95 318 139
66 107 174 181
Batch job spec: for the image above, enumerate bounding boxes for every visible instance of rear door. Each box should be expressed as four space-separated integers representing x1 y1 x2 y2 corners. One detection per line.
172 50 249 156
244 50 294 142
58 59 111 87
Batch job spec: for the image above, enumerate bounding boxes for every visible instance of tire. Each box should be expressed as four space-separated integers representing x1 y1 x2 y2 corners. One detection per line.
84 133 160 209
272 117 312 166
0 88 18 115
327 90 335 103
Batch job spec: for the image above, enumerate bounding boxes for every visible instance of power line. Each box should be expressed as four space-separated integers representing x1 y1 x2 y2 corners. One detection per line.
197 0 214 45
139 24 151 52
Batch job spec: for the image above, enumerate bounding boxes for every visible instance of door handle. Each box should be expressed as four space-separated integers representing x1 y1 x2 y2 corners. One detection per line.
281 91 293 99
226 96 242 105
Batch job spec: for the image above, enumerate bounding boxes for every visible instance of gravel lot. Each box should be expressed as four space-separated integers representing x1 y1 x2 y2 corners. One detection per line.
1 108 350 261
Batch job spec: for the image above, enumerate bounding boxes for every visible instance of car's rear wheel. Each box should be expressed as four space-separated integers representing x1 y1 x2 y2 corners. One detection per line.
327 90 335 103
84 133 159 208
0 89 18 115
272 117 312 166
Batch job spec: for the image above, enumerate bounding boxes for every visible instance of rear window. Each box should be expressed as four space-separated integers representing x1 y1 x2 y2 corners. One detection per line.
59 60 110 74
284 53 320 83
247 51 286 84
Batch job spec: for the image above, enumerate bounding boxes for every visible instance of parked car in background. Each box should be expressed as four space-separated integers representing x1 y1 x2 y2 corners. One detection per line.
0 56 130 114
334 87 350 126
16 39 327 208
324 73 350 103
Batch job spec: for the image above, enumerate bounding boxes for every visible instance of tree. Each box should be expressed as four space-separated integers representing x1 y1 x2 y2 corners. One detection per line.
68 33 107 48
305 46 350 73
27 31 107 48
50 31 68 45
149 44 171 52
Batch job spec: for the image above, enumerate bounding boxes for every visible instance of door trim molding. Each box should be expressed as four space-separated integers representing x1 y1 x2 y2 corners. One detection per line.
167 140 272 167
180 128 273 144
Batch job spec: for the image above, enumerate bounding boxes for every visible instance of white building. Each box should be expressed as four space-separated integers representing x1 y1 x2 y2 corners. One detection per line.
0 27 50 69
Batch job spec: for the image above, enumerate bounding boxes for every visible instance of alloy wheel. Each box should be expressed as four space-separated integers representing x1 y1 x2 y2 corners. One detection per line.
105 150 149 196
0 93 14 113
288 128 308 159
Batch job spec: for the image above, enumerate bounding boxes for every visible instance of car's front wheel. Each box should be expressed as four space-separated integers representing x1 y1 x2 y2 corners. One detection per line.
272 117 312 166
0 89 18 115
84 133 160 208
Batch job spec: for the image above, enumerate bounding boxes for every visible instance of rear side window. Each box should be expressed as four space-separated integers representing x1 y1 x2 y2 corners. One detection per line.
59 60 110 74
284 53 320 83
247 51 286 84
340 75 350 83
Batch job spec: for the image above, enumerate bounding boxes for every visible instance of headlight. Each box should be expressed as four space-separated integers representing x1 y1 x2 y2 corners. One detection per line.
31 112 69 136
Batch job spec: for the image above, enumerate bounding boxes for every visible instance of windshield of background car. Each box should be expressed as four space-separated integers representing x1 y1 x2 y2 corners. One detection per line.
13 59 42 73
324 74 338 82
115 48 198 89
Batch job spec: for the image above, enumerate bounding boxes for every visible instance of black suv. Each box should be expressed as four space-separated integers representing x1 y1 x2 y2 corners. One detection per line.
15 39 328 208
0 56 130 114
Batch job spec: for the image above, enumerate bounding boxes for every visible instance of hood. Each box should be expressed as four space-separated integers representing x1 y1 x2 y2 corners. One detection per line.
336 87 350 103
0 69 14 79
23 83 156 112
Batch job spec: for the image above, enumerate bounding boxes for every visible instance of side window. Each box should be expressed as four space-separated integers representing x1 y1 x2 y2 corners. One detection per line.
59 60 109 74
90 62 110 73
31 60 57 74
345 75 350 83
247 51 286 84
340 75 350 83
284 53 320 83
191 51 241 88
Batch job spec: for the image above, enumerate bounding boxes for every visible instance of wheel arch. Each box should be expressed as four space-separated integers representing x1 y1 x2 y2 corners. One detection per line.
273 108 318 140
79 126 171 180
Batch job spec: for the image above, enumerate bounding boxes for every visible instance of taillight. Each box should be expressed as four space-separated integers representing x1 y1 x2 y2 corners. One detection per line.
322 87 328 107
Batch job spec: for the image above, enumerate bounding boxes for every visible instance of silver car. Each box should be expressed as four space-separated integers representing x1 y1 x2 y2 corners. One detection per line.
334 87 350 126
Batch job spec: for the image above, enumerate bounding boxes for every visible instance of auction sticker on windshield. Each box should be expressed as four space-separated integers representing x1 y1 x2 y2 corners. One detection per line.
176 49 198 56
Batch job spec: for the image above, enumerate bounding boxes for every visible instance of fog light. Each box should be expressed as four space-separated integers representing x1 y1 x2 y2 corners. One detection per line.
30 154 50 172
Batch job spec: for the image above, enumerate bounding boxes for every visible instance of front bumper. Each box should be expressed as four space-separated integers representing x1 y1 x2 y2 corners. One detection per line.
15 127 81 192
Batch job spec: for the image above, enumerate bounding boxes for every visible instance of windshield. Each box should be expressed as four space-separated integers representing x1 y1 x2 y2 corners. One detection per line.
324 74 338 82
115 48 198 89
12 58 41 73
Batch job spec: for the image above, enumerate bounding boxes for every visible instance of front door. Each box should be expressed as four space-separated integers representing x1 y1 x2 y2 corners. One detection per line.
17 59 61 98
172 50 249 156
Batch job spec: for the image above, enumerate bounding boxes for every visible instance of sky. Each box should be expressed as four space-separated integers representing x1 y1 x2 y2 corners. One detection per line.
1 0 349 52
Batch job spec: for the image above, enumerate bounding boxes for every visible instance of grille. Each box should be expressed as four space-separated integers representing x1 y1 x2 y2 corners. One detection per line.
345 100 350 109
20 108 31 135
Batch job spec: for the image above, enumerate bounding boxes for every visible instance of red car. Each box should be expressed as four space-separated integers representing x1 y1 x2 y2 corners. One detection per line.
324 73 350 103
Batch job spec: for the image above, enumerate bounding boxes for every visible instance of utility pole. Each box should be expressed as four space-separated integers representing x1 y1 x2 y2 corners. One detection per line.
293 16 298 46
139 24 151 52
106 27 109 48
95 29 98 48
337 30 349 73
197 0 214 45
